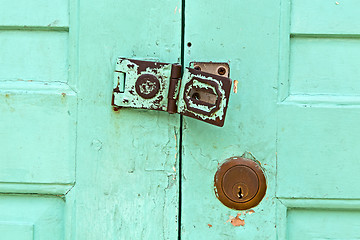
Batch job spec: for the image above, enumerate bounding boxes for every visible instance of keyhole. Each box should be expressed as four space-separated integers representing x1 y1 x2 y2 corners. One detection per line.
237 187 243 199
191 92 200 100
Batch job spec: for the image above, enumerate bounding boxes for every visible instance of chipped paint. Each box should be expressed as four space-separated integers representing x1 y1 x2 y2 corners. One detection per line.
241 152 264 168
171 78 181 101
246 209 255 215
174 128 178 171
224 210 254 228
112 58 232 127
184 79 218 113
112 58 173 111
178 70 227 120
233 80 238 93
177 68 232 126
226 213 245 227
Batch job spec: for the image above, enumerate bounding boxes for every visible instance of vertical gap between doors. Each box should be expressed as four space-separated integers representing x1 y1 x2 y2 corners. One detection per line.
178 0 185 238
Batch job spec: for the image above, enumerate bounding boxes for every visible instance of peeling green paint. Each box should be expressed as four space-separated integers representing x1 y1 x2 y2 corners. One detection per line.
178 68 229 121
113 58 172 111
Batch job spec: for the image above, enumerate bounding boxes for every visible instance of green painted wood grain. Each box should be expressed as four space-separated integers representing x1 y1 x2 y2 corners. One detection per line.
1 0 360 238
181 0 279 238
289 37 360 95
0 0 69 28
0 195 65 239
291 0 360 34
0 31 69 82
1 0 181 238
287 208 360 239
74 0 182 239
182 0 360 239
277 0 360 203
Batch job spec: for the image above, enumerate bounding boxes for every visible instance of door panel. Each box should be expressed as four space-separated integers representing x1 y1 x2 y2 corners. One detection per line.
289 38 360 95
1 0 182 239
290 0 360 34
0 0 75 238
0 0 69 28
75 0 181 239
286 208 360 239
182 0 360 239
181 0 279 239
277 199 360 240
0 31 69 82
277 0 360 238
0 195 65 240
0 85 76 184
0 0 75 190
278 2 360 199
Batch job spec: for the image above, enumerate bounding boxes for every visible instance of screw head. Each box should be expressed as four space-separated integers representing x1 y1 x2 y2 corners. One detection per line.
217 67 226 75
194 65 201 71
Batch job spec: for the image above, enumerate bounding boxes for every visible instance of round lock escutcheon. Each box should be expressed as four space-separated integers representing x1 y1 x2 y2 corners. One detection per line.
135 74 160 99
214 157 267 210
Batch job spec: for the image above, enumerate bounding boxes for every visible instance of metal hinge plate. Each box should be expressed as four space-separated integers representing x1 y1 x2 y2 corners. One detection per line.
112 58 232 127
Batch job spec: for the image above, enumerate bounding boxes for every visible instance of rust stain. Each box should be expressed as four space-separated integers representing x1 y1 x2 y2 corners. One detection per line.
246 209 255 215
112 106 121 112
61 92 66 97
207 224 212 228
111 94 122 113
5 94 9 98
174 131 178 167
226 213 245 227
233 80 238 93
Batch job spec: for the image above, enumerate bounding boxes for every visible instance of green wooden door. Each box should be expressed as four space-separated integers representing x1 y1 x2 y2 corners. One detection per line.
1 0 359 239
181 0 360 239
0 0 181 239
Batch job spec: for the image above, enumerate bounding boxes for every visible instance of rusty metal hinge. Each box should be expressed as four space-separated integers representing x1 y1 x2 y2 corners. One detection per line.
112 58 232 127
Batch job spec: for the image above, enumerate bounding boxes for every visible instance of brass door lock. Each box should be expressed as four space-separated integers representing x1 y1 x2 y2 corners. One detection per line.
112 58 232 127
214 157 267 210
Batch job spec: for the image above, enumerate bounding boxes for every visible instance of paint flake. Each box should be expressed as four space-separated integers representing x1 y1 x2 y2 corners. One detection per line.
233 80 238 93
246 210 255 215
226 213 245 227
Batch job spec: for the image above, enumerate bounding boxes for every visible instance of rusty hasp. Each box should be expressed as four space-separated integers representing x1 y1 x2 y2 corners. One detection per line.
112 58 232 127
190 62 230 78
177 68 232 127
112 58 181 112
